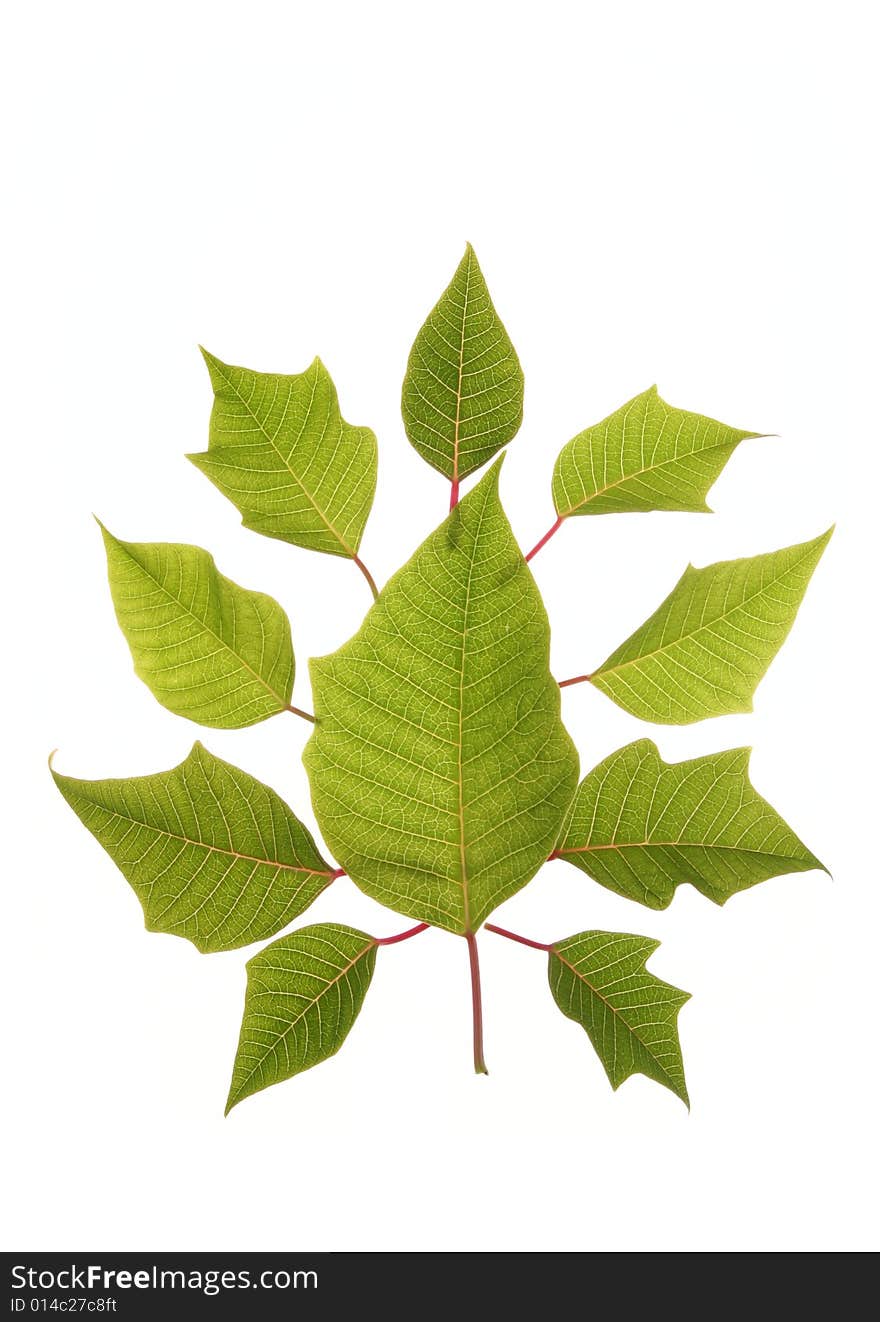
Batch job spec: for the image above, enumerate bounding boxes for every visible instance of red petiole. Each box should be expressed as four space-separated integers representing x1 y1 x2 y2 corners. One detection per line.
524 515 564 562
485 923 551 952
375 922 431 946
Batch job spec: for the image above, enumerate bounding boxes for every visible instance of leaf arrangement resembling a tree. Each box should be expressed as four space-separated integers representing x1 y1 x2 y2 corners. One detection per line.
53 243 831 1113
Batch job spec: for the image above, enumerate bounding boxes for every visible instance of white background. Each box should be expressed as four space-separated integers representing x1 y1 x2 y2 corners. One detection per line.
2 1 877 1253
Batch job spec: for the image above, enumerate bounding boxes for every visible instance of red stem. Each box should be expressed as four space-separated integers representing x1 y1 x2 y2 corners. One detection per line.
558 674 592 689
353 554 380 600
286 704 317 723
328 867 346 880
375 921 430 947
524 515 564 563
465 931 488 1074
449 476 460 511
485 923 551 952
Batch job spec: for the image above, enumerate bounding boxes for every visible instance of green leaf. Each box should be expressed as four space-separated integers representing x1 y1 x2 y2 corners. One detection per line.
304 460 579 934
401 245 524 482
548 931 689 1105
52 743 335 952
226 923 376 1112
100 523 294 728
589 529 832 723
189 351 377 559
552 386 759 518
555 739 824 909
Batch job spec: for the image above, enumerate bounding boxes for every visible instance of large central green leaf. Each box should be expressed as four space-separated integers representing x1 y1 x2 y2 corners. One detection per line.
304 460 579 934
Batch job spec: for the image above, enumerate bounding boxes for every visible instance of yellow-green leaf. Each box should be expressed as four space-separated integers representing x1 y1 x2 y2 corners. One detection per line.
304 460 578 934
52 743 335 952
549 930 689 1105
401 245 524 482
100 523 294 728
552 387 759 517
556 739 825 909
190 351 377 559
226 923 376 1112
589 530 832 723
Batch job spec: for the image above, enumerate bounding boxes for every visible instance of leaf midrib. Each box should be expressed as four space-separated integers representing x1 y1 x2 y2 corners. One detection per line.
594 541 820 680
553 946 683 1090
118 540 289 711
67 792 334 879
451 251 473 485
230 939 374 1106
558 840 810 860
213 360 357 558
455 477 483 933
558 435 741 517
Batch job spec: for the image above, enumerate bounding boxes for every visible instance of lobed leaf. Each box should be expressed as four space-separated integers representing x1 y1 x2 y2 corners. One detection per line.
52 743 335 952
99 523 294 728
552 386 760 517
556 739 824 909
226 923 376 1112
589 529 832 723
304 460 579 934
548 931 689 1105
190 351 377 558
401 245 524 482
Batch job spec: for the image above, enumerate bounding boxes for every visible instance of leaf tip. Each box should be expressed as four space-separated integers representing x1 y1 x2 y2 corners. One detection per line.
48 748 59 773
460 242 482 280
93 516 116 549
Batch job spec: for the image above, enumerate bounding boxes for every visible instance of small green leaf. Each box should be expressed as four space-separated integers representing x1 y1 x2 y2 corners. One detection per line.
548 931 689 1105
226 923 376 1112
401 245 524 482
556 739 824 909
190 352 377 559
589 529 832 724
304 460 579 934
52 743 335 951
100 523 294 727
552 387 759 517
